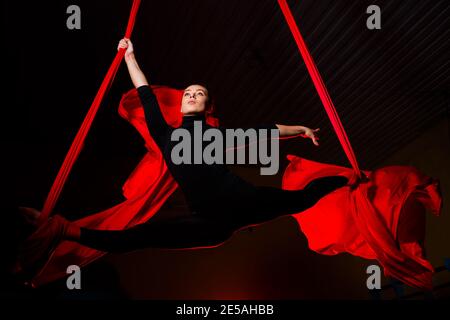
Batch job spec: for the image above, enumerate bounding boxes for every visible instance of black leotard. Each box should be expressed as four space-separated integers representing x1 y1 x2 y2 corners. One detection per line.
137 85 278 214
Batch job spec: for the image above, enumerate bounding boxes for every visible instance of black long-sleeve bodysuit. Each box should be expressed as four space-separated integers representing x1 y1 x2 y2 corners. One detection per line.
79 85 348 252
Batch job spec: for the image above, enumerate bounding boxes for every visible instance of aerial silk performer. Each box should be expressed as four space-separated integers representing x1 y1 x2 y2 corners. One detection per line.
15 40 349 287
14 0 442 291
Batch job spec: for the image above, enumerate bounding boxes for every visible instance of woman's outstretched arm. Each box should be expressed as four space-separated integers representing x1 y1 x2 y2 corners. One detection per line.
275 124 320 146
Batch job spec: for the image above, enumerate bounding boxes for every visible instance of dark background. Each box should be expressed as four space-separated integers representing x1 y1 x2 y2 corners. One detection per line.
1 0 449 299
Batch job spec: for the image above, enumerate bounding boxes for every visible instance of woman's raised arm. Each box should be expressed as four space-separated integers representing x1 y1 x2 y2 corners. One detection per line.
118 38 149 88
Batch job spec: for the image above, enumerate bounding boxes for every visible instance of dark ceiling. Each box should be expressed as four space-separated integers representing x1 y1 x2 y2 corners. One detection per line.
2 0 449 212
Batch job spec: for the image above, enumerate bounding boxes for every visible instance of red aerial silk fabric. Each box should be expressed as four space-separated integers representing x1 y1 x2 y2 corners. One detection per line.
277 0 361 176
282 156 442 290
276 0 443 290
39 0 141 222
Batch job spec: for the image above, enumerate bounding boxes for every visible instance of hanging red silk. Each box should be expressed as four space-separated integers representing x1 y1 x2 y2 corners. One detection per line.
277 0 442 290
39 0 142 222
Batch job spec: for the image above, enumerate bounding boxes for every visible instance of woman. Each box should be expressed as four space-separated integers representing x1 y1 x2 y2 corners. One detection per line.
15 39 350 278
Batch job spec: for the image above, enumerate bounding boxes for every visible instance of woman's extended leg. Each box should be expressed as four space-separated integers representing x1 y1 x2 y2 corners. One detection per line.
77 214 236 253
14 210 235 279
228 175 349 227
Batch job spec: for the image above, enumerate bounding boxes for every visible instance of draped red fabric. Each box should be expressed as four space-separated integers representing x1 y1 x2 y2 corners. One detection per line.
282 156 441 290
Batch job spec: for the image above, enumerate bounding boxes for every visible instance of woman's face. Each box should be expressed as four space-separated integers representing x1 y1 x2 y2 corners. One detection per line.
181 84 209 115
